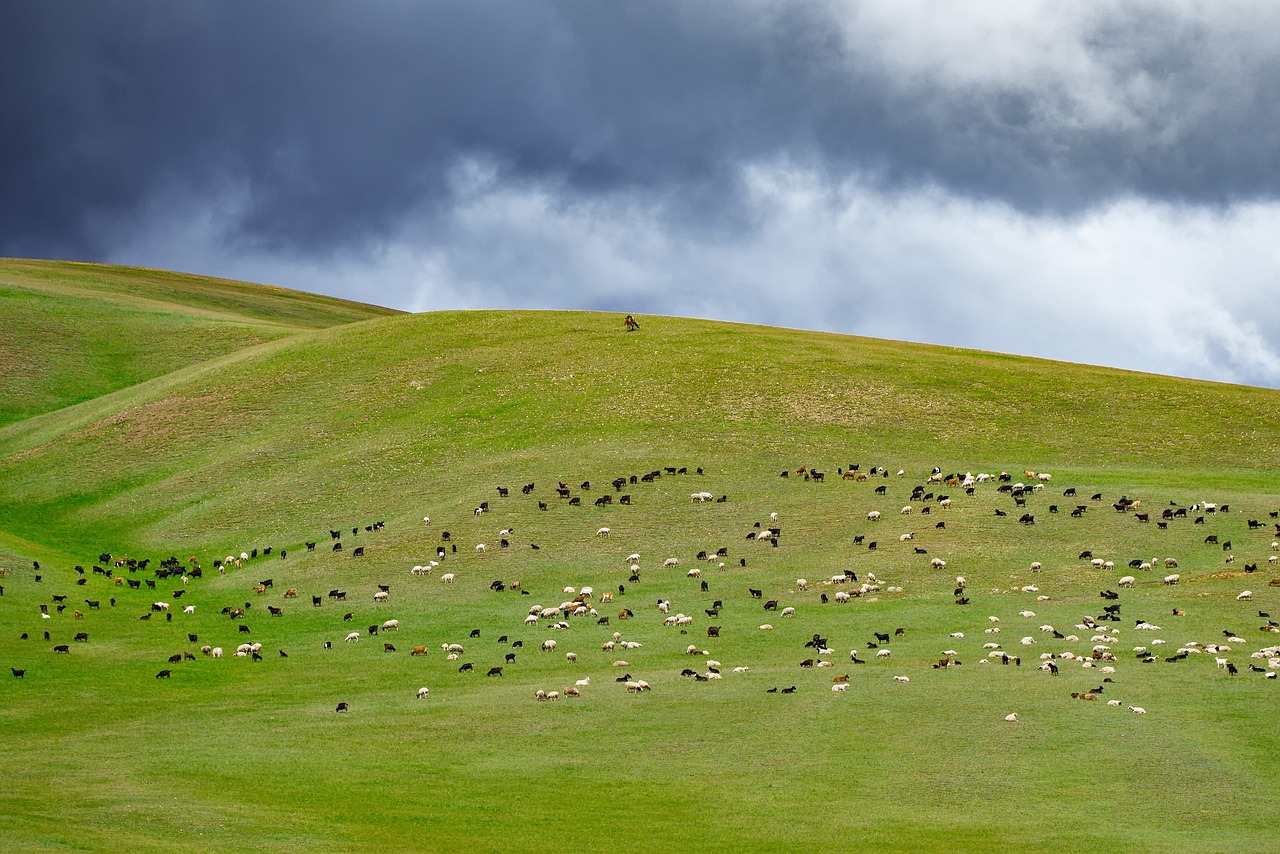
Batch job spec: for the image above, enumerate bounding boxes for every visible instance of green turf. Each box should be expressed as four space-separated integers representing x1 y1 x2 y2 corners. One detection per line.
1 264 1278 852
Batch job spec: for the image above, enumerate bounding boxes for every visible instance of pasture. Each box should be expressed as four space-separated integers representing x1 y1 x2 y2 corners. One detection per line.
1 261 1278 852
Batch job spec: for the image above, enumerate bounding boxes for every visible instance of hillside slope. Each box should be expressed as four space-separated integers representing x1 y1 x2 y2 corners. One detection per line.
0 258 399 427
2 271 1279 852
1 306 1277 564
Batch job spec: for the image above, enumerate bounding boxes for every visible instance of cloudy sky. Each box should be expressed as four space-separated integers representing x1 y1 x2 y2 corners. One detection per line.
5 2 1280 387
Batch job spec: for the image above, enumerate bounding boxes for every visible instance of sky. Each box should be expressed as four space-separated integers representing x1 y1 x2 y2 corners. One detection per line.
4 1 1280 388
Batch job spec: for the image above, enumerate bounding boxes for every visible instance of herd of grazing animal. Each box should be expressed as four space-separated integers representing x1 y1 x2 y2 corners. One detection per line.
4 465 1278 721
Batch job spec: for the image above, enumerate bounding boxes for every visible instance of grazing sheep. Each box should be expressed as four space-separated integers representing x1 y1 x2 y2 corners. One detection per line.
345 632 360 643
542 639 557 652
417 687 430 699
876 649 892 658
382 620 399 632
663 558 680 568
374 590 389 602
211 647 223 658
1238 590 1254 600
796 578 808 591
901 506 912 515
1118 576 1135 588
867 511 881 521
1163 574 1180 585
440 573 455 584
596 528 611 537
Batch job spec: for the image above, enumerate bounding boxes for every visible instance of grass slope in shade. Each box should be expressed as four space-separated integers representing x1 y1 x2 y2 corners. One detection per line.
0 258 399 427
1 267 1279 852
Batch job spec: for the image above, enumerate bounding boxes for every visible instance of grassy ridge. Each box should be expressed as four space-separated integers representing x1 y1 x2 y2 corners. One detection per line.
0 258 399 427
1 267 1279 851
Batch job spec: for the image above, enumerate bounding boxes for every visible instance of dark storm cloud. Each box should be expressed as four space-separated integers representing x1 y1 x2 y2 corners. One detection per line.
6 1 1280 262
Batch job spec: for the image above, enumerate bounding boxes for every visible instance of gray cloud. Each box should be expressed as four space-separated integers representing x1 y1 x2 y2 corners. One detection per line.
4 2 1280 386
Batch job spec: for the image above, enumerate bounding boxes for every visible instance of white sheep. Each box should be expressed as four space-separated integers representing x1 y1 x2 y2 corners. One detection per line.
183 605 195 614
759 624 774 631
542 639 557 651
901 506 912 515
345 632 360 643
663 558 679 568
566 652 577 662
382 619 399 631
440 573 455 584
1128 705 1146 714
780 606 796 618
374 590 389 602
867 510 881 521
1163 574 1180 585
1005 713 1018 722
417 686 430 699
876 649 892 658
687 567 701 578
832 683 849 692
596 527 611 537
893 675 910 682
475 543 485 552
796 578 808 591
1237 590 1253 600
1118 576 1135 588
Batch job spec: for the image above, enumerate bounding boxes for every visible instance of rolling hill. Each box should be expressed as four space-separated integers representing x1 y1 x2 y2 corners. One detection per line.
1 261 1278 852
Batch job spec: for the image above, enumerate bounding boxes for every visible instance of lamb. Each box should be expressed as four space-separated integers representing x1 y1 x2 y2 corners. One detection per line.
832 683 849 692
440 573 455 584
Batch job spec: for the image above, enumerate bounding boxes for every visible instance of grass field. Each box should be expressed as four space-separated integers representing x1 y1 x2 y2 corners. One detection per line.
1 261 1278 852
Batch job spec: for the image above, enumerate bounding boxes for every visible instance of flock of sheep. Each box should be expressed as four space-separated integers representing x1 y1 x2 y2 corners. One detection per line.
10 463 1279 723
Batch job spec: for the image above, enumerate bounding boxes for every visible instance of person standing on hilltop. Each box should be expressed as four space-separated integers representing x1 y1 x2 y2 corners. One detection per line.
624 314 641 331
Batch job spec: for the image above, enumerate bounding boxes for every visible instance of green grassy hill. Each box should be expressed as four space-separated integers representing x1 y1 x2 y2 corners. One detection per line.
1 264 1278 852
0 258 399 428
